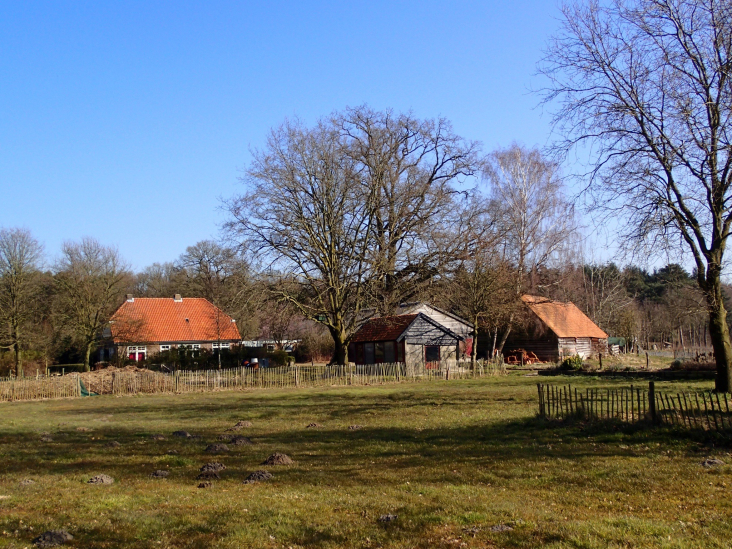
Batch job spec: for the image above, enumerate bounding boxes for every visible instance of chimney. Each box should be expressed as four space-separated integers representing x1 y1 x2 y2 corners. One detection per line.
174 294 182 302
126 294 134 302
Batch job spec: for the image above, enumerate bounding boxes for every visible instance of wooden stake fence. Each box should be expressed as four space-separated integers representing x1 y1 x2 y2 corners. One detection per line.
0 359 505 403
538 381 732 433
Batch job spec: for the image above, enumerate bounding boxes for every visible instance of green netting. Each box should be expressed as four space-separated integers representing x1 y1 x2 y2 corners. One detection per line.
79 378 98 397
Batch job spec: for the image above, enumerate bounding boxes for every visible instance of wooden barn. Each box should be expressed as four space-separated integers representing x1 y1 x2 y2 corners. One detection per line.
505 295 608 362
348 313 464 372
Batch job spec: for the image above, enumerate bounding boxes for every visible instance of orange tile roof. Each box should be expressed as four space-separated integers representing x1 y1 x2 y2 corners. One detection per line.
110 297 240 344
522 295 608 339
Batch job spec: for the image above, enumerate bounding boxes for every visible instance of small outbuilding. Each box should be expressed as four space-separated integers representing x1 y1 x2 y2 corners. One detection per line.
505 295 608 362
349 313 464 372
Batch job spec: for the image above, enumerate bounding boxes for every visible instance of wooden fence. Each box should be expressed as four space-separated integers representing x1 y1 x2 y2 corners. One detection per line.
0 360 505 403
0 375 81 401
538 381 732 433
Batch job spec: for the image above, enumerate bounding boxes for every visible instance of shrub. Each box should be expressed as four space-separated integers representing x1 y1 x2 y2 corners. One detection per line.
267 350 291 367
560 354 584 371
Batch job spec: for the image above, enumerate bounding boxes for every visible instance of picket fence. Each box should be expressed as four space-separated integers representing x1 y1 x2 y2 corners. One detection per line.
538 382 732 433
0 360 505 403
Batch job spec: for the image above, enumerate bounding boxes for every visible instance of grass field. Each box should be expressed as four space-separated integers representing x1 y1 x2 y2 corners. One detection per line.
1 375 731 548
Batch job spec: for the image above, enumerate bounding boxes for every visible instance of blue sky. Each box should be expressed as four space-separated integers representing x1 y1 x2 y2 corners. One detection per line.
1 1 569 270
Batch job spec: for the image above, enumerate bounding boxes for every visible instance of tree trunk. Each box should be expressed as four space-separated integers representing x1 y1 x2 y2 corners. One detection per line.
14 342 23 377
329 327 349 366
332 340 348 366
496 314 514 355
707 283 732 392
84 342 93 372
470 315 478 371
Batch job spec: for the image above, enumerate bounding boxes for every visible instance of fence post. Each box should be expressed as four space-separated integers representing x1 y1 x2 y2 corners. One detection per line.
537 383 544 418
646 352 649 369
649 381 658 423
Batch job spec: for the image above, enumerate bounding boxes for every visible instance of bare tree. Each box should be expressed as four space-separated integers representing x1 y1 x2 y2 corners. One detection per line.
337 106 481 315
134 262 184 297
483 144 577 351
0 228 44 376
441 244 515 368
225 118 375 365
540 0 732 389
54 238 131 371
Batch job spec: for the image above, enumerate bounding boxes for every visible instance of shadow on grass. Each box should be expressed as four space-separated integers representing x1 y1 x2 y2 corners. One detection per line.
0 413 721 482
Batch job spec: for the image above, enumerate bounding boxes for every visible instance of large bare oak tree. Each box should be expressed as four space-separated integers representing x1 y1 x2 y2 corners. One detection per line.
225 118 374 365
226 107 479 364
540 0 732 390
338 106 481 315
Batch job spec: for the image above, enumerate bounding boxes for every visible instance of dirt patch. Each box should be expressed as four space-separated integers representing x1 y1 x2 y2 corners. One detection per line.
196 471 220 481
490 524 514 532
348 425 363 430
87 474 114 485
306 423 322 428
149 470 169 479
205 444 229 454
40 435 53 443
150 434 166 441
217 434 232 441
200 462 226 473
172 430 191 438
105 441 121 448
33 530 73 548
75 427 92 432
262 453 293 465
243 470 273 484
231 436 254 446
378 514 397 523
197 481 212 488
226 421 252 431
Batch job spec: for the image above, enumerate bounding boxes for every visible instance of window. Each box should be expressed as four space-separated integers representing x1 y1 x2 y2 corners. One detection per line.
160 345 171 352
364 343 375 364
212 343 230 350
127 346 147 362
384 341 395 363
425 345 440 363
374 342 384 363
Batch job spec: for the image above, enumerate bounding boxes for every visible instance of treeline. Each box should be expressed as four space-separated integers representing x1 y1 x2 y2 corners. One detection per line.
1 107 719 373
0 226 714 375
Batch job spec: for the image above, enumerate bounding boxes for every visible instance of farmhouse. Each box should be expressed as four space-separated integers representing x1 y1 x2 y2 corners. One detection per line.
349 313 464 372
504 295 608 362
106 295 240 361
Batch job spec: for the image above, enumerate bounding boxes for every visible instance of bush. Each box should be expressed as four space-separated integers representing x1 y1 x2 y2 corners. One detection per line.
267 350 291 367
560 354 584 371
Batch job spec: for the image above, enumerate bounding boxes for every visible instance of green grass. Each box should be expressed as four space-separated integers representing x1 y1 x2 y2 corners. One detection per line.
1 375 731 548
